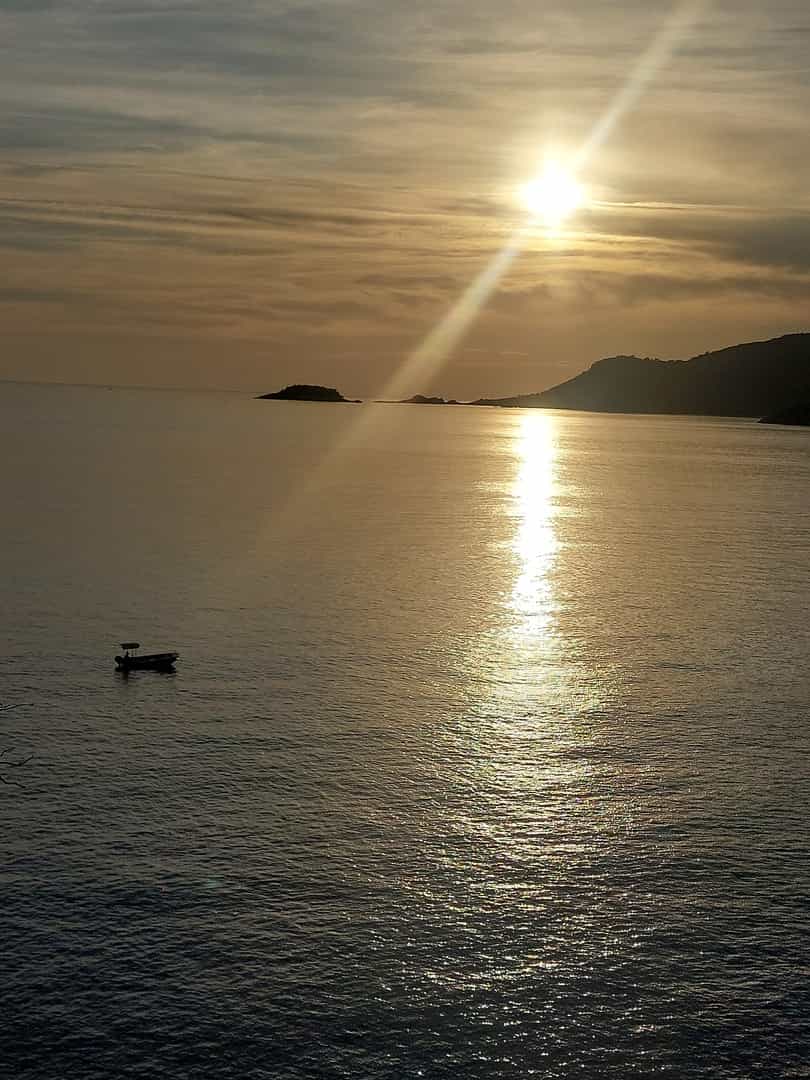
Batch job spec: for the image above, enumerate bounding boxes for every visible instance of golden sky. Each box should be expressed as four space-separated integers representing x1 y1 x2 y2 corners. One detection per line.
1 0 808 397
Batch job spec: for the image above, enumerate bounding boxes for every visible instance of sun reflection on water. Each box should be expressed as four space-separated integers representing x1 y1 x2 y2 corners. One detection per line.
510 412 559 642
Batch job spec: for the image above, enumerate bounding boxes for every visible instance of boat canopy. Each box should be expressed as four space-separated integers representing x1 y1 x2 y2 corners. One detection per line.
120 642 140 650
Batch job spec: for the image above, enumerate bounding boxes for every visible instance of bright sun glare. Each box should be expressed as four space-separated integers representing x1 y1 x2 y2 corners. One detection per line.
519 163 584 228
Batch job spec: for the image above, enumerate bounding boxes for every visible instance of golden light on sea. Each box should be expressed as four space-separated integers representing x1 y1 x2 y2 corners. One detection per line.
511 412 559 641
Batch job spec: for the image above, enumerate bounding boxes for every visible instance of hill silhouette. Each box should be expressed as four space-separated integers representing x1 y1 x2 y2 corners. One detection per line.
759 402 810 425
474 334 810 417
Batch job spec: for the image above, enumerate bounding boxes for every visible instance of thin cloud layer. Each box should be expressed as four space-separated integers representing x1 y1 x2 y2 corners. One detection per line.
0 0 807 395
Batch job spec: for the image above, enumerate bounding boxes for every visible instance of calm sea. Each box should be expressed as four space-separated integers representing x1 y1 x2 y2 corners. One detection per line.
2 382 809 1079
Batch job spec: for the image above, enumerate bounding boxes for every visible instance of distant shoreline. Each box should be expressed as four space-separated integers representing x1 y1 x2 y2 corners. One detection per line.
257 332 810 421
7 330 809 423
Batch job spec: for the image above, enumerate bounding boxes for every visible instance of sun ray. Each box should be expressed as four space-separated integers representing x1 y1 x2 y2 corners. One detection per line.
575 0 708 171
378 231 526 404
377 0 709 396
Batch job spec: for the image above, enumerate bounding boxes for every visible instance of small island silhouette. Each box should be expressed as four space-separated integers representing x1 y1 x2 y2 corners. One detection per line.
398 395 461 405
256 384 359 403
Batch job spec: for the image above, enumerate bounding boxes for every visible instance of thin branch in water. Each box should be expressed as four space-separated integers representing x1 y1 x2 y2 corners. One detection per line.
8 755 33 768
2 705 34 787
0 747 34 787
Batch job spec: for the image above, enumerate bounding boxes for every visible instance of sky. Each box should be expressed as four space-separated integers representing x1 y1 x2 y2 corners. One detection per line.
1 0 808 398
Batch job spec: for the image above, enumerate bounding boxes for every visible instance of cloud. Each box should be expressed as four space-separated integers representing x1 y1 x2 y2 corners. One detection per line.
720 216 810 274
355 272 462 292
584 202 810 274
0 106 196 154
0 286 77 303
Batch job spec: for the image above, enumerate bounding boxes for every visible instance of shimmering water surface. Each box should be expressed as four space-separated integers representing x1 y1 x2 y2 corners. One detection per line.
2 383 809 1079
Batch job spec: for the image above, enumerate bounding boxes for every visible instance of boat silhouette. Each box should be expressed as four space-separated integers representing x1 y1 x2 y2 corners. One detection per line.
115 642 179 672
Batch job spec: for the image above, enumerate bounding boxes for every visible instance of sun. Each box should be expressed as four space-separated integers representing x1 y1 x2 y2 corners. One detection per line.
519 163 584 228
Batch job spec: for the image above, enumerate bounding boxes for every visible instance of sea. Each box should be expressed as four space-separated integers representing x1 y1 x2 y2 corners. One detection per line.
2 381 809 1080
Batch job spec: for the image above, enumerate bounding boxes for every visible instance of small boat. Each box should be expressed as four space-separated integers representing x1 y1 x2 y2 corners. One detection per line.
115 642 179 672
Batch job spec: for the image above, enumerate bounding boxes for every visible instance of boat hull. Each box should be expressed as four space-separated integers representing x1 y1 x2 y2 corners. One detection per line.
115 652 178 671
